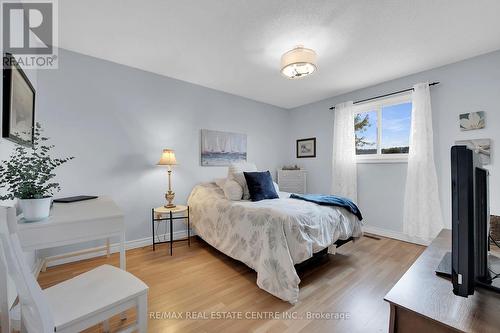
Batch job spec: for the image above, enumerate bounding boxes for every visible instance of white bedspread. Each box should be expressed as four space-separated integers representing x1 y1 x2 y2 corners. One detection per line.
187 182 363 303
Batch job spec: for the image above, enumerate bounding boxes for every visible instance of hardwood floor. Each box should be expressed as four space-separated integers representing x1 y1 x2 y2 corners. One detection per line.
37 235 424 333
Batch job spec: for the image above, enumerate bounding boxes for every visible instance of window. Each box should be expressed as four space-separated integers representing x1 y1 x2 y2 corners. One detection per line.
354 94 412 162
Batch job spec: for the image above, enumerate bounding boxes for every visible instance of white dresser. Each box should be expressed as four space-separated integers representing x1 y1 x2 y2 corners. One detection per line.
277 169 307 194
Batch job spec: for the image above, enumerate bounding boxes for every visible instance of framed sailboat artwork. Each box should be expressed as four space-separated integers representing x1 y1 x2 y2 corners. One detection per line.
201 129 247 166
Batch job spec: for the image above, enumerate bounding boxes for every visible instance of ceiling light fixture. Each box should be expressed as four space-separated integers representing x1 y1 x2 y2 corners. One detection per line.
280 45 317 79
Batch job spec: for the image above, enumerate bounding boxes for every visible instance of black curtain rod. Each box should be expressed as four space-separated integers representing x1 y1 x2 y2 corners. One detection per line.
329 81 440 110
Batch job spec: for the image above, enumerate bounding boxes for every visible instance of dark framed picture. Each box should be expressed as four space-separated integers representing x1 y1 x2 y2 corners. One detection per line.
2 53 36 146
296 137 316 158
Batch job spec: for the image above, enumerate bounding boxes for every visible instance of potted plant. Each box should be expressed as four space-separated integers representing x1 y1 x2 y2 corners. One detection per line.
0 123 74 221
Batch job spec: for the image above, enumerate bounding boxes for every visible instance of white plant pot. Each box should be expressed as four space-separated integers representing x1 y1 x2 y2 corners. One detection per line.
18 197 52 222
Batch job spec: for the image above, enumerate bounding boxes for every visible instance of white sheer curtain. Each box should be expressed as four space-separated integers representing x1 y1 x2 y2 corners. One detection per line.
332 101 357 202
403 82 443 241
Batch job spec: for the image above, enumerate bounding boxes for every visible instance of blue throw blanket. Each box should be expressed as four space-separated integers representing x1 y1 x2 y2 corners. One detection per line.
289 193 363 221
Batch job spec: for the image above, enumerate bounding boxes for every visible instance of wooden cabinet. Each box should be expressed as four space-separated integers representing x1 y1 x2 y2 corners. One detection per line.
385 229 500 333
277 170 307 194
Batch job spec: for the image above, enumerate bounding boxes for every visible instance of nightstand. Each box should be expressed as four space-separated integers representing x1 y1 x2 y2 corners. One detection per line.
151 205 190 255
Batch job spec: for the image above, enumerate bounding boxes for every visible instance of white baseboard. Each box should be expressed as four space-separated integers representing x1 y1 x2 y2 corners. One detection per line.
363 225 431 246
32 259 44 278
41 225 429 270
43 230 191 268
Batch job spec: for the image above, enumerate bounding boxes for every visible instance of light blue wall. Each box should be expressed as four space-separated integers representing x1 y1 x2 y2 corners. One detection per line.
287 50 500 234
3 47 499 260
33 48 289 256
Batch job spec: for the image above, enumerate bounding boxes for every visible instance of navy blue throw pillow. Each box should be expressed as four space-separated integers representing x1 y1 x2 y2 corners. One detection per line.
243 171 279 202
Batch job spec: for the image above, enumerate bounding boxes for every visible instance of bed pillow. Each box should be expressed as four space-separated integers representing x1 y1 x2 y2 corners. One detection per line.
214 178 227 189
273 181 279 193
227 162 257 200
222 179 243 201
243 171 279 202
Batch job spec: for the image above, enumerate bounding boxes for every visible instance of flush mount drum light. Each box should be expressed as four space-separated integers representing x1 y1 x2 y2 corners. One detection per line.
280 46 317 79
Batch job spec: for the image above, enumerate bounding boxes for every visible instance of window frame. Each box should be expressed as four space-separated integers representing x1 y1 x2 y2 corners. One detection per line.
354 93 412 164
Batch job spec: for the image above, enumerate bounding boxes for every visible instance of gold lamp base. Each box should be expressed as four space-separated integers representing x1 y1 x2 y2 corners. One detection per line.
164 190 176 209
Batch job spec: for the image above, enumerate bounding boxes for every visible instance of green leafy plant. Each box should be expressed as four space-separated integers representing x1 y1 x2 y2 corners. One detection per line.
354 113 374 149
0 123 74 200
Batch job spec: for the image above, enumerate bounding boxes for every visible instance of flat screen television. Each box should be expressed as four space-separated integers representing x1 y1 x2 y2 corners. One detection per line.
436 145 500 296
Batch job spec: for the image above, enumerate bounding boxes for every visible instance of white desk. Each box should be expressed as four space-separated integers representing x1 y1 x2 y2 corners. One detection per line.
16 197 126 271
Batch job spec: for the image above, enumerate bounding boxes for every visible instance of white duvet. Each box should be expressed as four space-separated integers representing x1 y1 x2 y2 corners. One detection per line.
187 182 363 303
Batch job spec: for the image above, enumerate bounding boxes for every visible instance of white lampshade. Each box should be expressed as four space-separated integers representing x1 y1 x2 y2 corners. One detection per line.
157 149 177 166
280 46 317 79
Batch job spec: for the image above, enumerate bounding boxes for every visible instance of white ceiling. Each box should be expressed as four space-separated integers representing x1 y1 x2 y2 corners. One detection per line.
57 0 500 109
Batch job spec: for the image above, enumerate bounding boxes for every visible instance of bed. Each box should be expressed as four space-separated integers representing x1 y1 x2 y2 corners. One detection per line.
187 182 363 303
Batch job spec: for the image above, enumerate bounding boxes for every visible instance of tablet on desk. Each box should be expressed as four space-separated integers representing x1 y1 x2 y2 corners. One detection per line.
53 196 98 203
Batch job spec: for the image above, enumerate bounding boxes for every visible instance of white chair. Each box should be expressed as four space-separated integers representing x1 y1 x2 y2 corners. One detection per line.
0 208 148 333
0 237 18 333
0 205 20 333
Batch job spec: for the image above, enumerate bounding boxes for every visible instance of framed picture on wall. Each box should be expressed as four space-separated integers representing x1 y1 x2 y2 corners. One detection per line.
2 53 36 146
459 111 485 131
296 137 316 158
201 129 247 166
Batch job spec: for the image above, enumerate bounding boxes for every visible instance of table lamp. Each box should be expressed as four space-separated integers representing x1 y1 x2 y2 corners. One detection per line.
157 149 177 208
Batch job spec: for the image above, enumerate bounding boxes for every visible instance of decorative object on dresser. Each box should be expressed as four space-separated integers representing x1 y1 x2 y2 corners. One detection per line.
277 169 307 194
0 123 74 221
459 111 485 131
296 137 316 158
2 53 36 146
201 129 247 166
282 164 300 170
157 148 177 208
455 138 491 165
151 205 190 255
